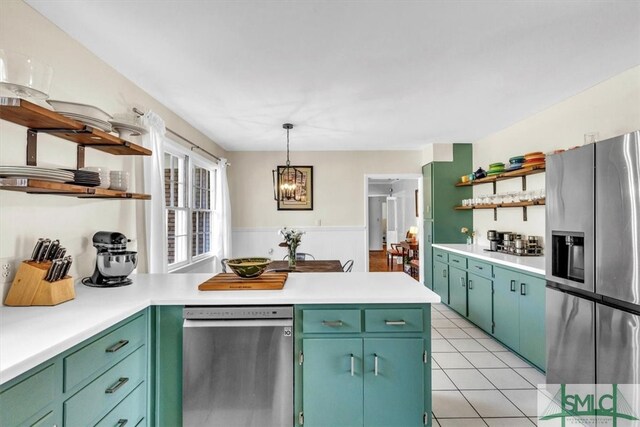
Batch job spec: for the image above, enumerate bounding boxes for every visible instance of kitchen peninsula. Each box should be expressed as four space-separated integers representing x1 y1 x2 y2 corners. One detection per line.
0 272 439 427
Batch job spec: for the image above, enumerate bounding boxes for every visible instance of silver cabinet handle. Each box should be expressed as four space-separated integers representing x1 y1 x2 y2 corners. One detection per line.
116 420 128 427
510 280 516 292
106 339 129 353
475 265 483 270
322 320 344 327
374 353 379 376
468 280 473 290
443 269 447 278
105 377 129 394
385 320 406 326
350 354 355 376
460 277 466 287
520 283 526 296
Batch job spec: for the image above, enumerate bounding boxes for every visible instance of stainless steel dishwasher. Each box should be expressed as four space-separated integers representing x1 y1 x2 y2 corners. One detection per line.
182 306 293 427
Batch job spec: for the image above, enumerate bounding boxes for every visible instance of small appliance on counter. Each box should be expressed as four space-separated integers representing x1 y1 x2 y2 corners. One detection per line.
484 230 543 256
82 231 137 287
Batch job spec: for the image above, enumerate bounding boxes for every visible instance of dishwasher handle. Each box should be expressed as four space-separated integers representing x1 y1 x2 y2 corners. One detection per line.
183 319 293 328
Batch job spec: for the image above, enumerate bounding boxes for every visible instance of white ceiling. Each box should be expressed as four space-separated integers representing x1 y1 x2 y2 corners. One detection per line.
27 1 640 152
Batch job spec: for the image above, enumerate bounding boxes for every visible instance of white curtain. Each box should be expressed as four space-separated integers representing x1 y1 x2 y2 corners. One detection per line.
142 111 168 273
214 158 232 270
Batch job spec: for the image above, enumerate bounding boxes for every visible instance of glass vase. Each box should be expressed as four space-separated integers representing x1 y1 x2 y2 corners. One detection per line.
288 245 297 269
466 235 473 245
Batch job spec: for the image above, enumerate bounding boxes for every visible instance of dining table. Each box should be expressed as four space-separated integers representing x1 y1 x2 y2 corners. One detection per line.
267 260 344 272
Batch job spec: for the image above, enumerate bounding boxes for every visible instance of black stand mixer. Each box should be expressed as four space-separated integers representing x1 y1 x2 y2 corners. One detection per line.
82 231 138 287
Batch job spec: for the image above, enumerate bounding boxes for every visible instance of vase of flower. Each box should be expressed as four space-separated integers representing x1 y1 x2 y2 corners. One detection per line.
279 227 305 270
461 227 475 245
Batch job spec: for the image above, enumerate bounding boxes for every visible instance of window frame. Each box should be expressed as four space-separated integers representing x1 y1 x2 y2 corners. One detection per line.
163 139 217 272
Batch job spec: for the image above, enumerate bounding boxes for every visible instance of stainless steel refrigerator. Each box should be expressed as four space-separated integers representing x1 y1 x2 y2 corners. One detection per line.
545 130 640 385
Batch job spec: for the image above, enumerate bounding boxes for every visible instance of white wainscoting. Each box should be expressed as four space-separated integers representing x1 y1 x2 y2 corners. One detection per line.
232 226 367 272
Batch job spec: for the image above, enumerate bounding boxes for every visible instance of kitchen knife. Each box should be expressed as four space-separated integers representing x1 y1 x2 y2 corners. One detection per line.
47 240 60 261
45 260 57 281
60 257 72 279
30 238 44 261
53 260 65 281
37 240 50 263
54 247 66 260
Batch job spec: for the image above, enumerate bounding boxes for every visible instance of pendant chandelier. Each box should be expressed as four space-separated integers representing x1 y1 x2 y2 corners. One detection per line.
273 123 303 201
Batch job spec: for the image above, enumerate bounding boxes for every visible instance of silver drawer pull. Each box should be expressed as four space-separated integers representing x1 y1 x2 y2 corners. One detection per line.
374 353 379 376
384 320 406 326
105 377 129 394
322 320 344 327
474 265 483 270
116 420 128 427
350 354 355 376
106 339 129 353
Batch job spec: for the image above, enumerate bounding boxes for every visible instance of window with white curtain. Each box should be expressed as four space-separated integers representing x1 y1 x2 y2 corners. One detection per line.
164 140 217 271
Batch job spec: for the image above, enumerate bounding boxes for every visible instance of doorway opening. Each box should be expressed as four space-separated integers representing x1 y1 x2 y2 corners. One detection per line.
364 174 422 274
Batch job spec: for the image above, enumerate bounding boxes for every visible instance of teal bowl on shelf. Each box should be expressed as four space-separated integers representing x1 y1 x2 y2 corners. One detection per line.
224 257 272 278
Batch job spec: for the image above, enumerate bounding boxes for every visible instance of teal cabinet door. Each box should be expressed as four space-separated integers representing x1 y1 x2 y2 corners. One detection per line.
448 267 467 316
518 275 546 370
363 339 424 427
492 267 520 351
423 221 433 289
302 339 363 427
422 163 433 220
467 273 492 333
433 261 449 304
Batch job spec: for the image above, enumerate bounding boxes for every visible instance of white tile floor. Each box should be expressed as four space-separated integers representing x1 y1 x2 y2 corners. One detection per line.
430 302 544 426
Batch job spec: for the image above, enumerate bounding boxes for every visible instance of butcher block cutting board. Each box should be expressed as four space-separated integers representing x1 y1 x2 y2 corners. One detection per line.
198 272 288 290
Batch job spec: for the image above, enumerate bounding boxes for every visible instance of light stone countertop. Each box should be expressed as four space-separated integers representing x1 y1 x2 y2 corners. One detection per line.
432 244 546 276
0 272 439 385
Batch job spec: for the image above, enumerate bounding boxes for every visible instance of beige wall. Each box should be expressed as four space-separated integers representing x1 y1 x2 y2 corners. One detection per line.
228 150 423 227
0 0 225 280
472 65 640 246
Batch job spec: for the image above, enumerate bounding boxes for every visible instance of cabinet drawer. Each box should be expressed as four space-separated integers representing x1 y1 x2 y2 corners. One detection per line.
64 346 146 427
302 309 361 333
95 382 146 427
0 364 55 427
64 313 146 392
364 309 423 332
448 254 467 268
468 259 493 278
433 248 448 262
30 411 54 427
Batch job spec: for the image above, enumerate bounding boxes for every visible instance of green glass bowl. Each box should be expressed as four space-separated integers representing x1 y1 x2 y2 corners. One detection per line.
225 257 272 278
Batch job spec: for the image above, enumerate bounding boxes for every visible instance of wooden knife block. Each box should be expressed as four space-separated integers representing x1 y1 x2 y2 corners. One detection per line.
4 261 75 306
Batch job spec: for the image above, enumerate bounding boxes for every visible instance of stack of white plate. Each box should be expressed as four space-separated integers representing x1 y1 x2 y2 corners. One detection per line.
80 166 110 189
47 100 113 133
109 171 129 191
0 166 74 183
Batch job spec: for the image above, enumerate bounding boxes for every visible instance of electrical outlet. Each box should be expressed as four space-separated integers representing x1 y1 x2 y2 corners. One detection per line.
0 258 15 284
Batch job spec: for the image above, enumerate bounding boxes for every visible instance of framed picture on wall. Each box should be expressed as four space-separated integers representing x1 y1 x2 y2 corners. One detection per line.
275 165 313 210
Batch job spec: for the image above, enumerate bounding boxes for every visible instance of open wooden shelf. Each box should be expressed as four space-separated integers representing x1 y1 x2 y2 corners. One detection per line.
0 178 150 200
0 97 151 156
455 165 545 187
454 199 545 210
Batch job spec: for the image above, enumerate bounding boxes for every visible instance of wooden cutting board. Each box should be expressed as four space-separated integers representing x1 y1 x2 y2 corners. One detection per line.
198 272 288 290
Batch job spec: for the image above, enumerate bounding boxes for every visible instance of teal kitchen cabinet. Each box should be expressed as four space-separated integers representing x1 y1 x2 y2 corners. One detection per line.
433 260 449 304
492 267 521 351
492 266 546 370
448 266 467 316
302 338 364 426
518 274 546 370
467 272 493 333
0 309 149 427
296 305 432 427
422 144 473 290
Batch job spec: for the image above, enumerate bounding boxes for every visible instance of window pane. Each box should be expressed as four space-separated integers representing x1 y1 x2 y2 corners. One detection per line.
175 209 188 236
203 211 210 232
191 211 198 235
167 238 175 265
175 235 188 264
204 233 210 253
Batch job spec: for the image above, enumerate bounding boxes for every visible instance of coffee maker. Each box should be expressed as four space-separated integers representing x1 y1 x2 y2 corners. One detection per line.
82 231 138 287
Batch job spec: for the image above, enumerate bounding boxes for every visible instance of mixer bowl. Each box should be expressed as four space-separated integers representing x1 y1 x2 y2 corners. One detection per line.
96 251 138 277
